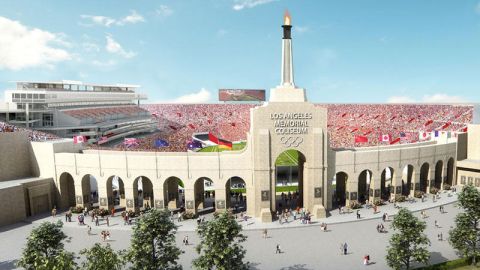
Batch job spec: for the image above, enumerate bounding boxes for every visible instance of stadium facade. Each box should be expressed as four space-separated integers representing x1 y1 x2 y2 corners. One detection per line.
0 81 156 143
0 13 479 226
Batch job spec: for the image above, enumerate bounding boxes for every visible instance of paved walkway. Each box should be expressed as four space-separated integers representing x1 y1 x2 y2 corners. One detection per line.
0 191 461 270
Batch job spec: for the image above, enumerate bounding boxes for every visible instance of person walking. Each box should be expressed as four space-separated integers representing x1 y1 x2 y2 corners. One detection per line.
51 206 57 218
95 215 99 226
275 244 282 254
356 210 361 219
263 229 268 239
106 216 110 227
87 225 91 235
183 235 189 245
343 242 348 255
434 220 439 228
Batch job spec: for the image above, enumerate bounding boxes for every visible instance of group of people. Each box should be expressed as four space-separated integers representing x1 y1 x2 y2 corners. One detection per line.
0 121 59 141
85 103 474 152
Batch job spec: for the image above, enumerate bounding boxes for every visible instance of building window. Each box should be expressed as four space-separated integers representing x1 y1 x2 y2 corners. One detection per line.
468 177 474 185
476 178 480 187
42 114 54 127
461 176 466 185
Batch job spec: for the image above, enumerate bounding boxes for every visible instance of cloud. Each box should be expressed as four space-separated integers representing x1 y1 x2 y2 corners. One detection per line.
105 35 136 58
92 59 116 67
0 16 71 70
156 88 212 103
296 26 309 33
233 0 277 11
156 5 173 17
387 93 469 104
82 42 100 52
80 10 144 27
387 96 416 104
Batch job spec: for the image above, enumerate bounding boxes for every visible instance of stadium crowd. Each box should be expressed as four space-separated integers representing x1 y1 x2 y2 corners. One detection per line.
0 121 60 141
2 103 473 150
117 103 472 151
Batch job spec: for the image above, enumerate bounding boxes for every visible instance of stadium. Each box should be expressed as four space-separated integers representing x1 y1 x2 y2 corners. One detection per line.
0 12 480 226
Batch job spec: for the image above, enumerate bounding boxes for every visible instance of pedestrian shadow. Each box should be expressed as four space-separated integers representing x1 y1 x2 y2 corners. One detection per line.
248 262 261 270
0 259 18 270
367 261 376 266
279 264 313 270
411 251 448 268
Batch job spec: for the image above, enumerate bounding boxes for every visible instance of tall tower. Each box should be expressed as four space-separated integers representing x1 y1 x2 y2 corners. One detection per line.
269 10 307 102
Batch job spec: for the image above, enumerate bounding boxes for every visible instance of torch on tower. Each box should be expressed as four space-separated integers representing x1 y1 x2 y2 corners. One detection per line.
270 10 307 102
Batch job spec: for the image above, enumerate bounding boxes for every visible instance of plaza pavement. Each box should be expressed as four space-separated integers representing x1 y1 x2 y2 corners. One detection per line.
0 191 462 270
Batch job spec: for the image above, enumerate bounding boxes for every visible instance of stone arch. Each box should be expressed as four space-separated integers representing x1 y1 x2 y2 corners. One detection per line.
81 174 98 208
434 160 444 190
106 175 125 210
402 164 415 196
358 170 372 203
163 176 184 210
274 149 306 212
334 171 348 208
380 167 394 201
446 157 455 186
134 176 154 210
419 162 430 193
194 177 215 212
225 176 247 212
58 172 76 209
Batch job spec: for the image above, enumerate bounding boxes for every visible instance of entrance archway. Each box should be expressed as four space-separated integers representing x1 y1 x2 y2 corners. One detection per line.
163 177 184 209
334 172 348 208
274 149 305 212
226 176 247 213
380 167 394 201
434 160 443 190
446 157 454 186
194 177 214 212
419 163 429 193
134 176 154 209
107 175 125 210
81 174 98 208
402 165 414 196
358 170 372 203
59 172 76 209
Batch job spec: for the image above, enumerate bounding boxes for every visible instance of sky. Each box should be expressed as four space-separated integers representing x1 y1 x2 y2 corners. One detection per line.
0 0 479 104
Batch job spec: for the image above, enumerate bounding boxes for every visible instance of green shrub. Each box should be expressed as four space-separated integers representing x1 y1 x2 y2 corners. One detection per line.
394 194 406 202
373 199 385 206
414 191 425 198
93 208 110 217
70 206 84 214
430 187 439 195
182 211 197 220
443 184 451 190
349 201 362 209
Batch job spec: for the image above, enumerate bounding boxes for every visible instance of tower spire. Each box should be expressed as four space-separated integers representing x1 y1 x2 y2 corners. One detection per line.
281 10 294 87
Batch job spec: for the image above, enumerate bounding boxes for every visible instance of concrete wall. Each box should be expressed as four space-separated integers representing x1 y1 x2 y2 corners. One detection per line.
0 185 26 227
0 132 34 181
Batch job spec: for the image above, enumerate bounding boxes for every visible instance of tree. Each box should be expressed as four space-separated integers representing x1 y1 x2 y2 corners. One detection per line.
80 243 125 270
449 184 480 265
126 209 182 270
386 208 430 270
193 211 248 270
17 220 77 270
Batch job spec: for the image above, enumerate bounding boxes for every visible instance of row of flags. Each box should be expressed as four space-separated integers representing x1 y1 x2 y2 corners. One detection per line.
354 128 468 144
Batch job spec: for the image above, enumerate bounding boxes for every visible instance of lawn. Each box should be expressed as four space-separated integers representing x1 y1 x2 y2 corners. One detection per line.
414 258 479 270
275 149 299 166
198 141 247 152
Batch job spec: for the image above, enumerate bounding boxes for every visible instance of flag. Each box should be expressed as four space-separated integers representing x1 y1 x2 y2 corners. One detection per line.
187 140 203 150
390 116 397 121
208 133 220 144
218 138 233 149
188 124 195 129
441 122 451 130
354 135 368 143
98 136 108 145
73 135 86 144
408 118 415 123
231 122 236 127
380 134 391 142
336 126 344 131
154 139 169 147
341 113 347 117
374 115 381 120
350 128 358 133
418 131 429 141
169 125 177 130
433 130 439 137
124 138 139 147
424 119 433 127
460 127 468 132
390 138 401 145
364 130 372 136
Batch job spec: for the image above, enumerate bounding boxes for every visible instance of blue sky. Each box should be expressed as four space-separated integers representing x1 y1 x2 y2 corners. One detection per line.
0 0 479 103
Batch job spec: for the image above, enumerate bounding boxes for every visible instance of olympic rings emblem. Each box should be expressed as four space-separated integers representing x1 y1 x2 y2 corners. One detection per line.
280 136 303 148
